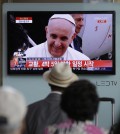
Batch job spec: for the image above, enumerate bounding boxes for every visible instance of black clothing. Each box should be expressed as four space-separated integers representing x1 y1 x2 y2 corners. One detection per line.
70 35 83 53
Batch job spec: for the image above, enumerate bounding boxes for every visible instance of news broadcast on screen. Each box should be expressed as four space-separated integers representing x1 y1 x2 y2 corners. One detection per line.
7 11 115 74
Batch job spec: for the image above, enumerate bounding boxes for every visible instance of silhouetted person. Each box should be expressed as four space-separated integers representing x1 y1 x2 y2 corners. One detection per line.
45 80 108 134
70 14 84 53
0 86 27 134
24 62 79 134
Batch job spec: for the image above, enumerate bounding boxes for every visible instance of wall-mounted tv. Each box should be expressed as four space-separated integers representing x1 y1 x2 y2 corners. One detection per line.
7 11 115 74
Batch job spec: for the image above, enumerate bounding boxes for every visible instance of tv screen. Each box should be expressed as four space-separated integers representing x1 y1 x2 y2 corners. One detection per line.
7 11 115 74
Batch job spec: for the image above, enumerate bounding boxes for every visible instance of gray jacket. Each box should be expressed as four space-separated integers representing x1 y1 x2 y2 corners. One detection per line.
24 93 68 134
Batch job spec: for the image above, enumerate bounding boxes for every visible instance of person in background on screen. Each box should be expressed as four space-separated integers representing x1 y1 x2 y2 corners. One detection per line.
70 14 84 53
25 14 90 60
24 62 79 134
45 80 108 134
0 86 27 134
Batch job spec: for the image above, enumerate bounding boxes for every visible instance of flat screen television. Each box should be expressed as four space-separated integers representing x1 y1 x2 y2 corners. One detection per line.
7 11 115 74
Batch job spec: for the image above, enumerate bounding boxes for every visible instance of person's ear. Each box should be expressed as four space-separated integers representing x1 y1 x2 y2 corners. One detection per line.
70 33 76 43
45 26 48 33
45 26 48 38
73 32 77 39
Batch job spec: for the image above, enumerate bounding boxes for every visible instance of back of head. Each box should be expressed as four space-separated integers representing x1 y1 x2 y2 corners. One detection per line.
0 86 27 134
43 63 79 88
61 80 99 122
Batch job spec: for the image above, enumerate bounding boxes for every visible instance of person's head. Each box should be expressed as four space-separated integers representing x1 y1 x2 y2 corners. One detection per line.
45 14 76 57
71 14 84 34
0 86 27 134
43 62 79 92
61 79 99 122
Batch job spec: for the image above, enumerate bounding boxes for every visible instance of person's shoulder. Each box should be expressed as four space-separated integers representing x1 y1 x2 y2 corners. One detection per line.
76 35 82 41
79 53 90 60
57 119 73 129
27 93 59 110
71 121 108 134
28 99 45 110
26 42 44 52
45 119 73 134
84 121 108 134
27 93 54 110
90 125 108 134
25 42 45 57
68 47 90 60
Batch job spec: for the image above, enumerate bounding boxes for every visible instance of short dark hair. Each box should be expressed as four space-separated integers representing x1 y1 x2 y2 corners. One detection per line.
61 80 99 122
49 84 66 92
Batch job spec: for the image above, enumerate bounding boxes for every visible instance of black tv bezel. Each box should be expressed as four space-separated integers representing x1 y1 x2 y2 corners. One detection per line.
7 11 116 75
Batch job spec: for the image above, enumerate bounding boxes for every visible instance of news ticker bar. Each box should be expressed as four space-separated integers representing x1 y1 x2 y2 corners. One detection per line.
10 59 112 68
